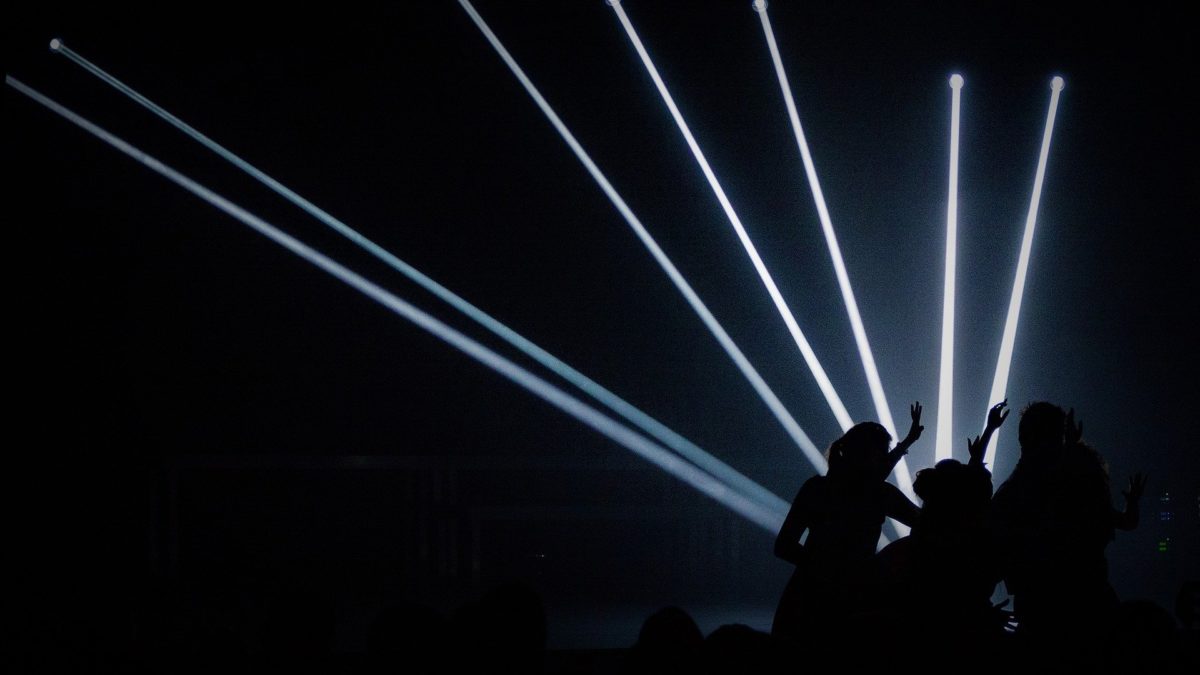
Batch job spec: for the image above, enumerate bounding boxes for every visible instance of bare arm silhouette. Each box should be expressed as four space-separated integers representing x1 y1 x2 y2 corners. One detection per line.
883 483 921 527
1113 473 1146 530
967 400 1009 468
886 402 924 473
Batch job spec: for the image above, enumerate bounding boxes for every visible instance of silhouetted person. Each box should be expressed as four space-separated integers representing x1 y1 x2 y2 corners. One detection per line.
877 401 1010 658
1176 581 1200 672
771 404 924 645
450 582 546 674
1105 600 1185 674
702 624 779 674
365 601 447 674
991 402 1145 661
622 606 703 674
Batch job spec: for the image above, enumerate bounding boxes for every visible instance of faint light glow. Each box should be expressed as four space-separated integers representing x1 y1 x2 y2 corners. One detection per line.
457 0 828 472
51 40 790 517
49 38 62 51
610 0 855 432
4 74 789 534
754 2 913 514
1158 538 1170 553
985 77 1064 468
936 74 963 461
1160 491 1173 521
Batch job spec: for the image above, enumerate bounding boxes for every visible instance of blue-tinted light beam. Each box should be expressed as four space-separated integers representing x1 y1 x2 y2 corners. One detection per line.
936 75 964 461
457 0 827 472
753 1 914 502
609 0 854 432
5 74 786 534
985 76 1065 468
49 41 788 515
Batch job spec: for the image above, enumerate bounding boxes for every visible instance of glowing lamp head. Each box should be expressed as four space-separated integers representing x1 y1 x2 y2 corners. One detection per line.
753 0 767 11
1051 76 1065 91
49 38 62 51
949 74 964 89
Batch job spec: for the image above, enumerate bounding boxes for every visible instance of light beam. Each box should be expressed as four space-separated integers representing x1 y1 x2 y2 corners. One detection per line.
5 74 787 533
49 40 789 515
753 1 914 506
456 0 828 472
936 74 964 461
609 0 854 431
985 76 1065 468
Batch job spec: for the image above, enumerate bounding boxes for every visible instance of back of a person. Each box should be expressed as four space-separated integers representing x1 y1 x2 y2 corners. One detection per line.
803 477 889 573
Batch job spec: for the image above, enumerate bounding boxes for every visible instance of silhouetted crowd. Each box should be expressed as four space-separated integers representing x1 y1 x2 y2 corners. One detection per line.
34 402 1197 673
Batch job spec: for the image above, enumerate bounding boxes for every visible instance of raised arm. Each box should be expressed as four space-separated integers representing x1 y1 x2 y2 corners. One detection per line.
883 482 921 528
886 402 924 473
1113 473 1146 531
967 399 1010 468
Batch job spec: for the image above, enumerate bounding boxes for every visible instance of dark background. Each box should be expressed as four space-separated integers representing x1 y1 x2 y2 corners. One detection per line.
7 0 1197 649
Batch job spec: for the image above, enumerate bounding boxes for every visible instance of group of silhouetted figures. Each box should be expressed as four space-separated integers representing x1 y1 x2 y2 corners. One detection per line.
767 399 1185 671
41 402 1197 673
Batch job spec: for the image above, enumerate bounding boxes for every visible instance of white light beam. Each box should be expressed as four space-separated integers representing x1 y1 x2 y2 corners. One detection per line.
936 74 964 461
753 1 914 504
985 76 1065 467
5 74 786 534
49 40 789 516
609 0 854 432
457 0 828 472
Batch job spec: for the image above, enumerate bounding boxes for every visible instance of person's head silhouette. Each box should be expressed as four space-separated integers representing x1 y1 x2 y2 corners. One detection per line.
827 422 891 479
1017 401 1066 457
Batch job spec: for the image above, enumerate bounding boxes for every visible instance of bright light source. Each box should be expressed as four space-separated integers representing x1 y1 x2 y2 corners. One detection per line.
754 3 914 514
51 42 789 517
457 0 828 472
985 76 1065 468
4 74 788 534
49 38 62 51
609 0 855 432
936 74 963 462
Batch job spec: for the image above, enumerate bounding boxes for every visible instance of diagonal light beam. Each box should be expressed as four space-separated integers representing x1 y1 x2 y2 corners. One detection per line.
936 74 964 461
49 40 789 515
752 1 914 505
457 0 828 473
609 0 854 432
6 74 787 533
985 76 1065 468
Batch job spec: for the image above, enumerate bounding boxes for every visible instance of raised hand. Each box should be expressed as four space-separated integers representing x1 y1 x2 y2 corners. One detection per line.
1123 473 1147 504
904 402 924 445
967 400 1008 467
986 399 1009 432
885 402 923 476
1115 472 1147 531
1065 407 1083 445
967 434 986 464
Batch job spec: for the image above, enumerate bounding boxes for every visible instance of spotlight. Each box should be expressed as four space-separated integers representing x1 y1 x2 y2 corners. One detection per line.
51 42 789 518
936 74 963 461
985 77 1065 468
459 0 828 472
610 0 855 432
4 74 788 534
